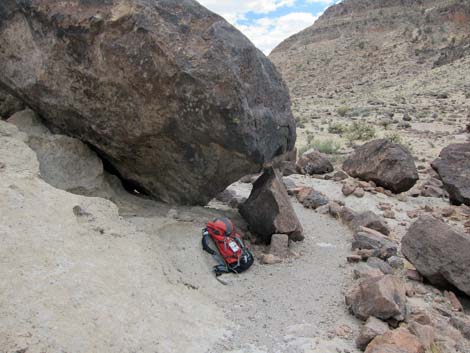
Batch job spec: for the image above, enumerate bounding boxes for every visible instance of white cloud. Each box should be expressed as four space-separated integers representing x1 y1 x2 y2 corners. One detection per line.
237 12 320 54
198 0 330 54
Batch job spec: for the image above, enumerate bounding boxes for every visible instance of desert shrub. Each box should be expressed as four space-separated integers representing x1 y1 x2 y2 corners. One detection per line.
328 122 347 134
345 121 376 142
385 131 403 144
337 106 350 117
312 138 341 154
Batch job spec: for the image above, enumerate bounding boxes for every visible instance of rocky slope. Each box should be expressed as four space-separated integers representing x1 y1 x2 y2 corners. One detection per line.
270 0 470 162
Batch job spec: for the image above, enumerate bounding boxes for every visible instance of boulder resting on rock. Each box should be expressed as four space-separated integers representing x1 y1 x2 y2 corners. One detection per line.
343 139 418 193
0 0 296 205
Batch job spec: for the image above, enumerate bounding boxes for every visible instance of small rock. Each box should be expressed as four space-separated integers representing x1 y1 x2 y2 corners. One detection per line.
450 315 470 340
356 317 390 350
407 210 419 219
342 183 357 196
296 187 329 209
269 234 289 258
353 263 384 279
444 291 463 312
296 149 334 175
408 321 435 350
406 269 423 282
441 207 455 218
352 232 398 260
367 257 394 275
341 208 390 236
346 275 407 321
260 254 282 265
388 256 404 270
383 210 396 219
347 254 362 263
365 328 424 353
332 170 349 181
353 188 365 198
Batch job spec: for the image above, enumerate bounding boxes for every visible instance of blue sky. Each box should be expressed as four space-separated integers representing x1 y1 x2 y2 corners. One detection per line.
198 0 339 54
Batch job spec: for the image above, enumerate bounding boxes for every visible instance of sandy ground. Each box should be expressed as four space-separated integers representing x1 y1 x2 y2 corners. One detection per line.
120 184 361 353
0 119 362 353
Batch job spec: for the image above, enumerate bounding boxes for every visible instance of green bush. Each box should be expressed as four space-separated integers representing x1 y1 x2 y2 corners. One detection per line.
328 122 347 134
345 122 376 142
384 131 403 144
312 138 341 154
337 106 350 117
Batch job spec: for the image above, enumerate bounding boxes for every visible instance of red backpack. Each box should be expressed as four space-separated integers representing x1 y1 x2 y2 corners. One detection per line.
202 217 254 275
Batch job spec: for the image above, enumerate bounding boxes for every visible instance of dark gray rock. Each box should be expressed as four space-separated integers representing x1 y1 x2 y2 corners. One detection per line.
402 215 470 295
352 232 398 260
296 149 333 175
0 88 25 119
367 257 394 275
431 143 470 206
0 0 296 205
343 139 418 193
340 207 391 236
239 168 304 242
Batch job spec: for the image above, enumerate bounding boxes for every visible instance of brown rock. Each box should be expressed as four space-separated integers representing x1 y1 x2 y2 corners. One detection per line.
269 234 289 258
441 207 455 218
342 182 357 196
296 149 333 175
345 275 407 321
260 254 282 265
356 317 390 350
348 254 363 263
383 210 396 219
365 328 424 353
240 168 304 242
0 0 296 205
408 321 435 349
450 315 470 340
406 269 423 282
444 291 463 312
407 210 419 219
296 187 329 209
432 143 470 206
354 187 366 198
401 215 470 295
353 263 384 280
343 139 419 193
340 208 391 236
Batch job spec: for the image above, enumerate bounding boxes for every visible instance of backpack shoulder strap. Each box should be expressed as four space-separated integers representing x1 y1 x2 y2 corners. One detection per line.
201 229 217 255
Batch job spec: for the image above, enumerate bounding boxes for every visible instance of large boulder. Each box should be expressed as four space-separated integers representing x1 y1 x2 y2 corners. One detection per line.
0 0 296 205
239 167 304 242
343 139 418 193
431 143 470 206
401 215 470 296
345 275 407 322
